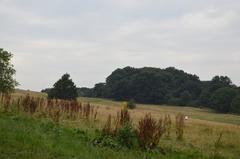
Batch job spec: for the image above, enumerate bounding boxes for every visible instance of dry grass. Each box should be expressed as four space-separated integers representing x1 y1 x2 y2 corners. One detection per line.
78 97 240 158
175 113 185 140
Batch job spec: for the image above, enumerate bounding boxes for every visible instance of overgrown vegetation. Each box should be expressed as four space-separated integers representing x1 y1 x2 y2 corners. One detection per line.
0 93 98 124
0 112 210 159
136 113 165 150
0 93 239 158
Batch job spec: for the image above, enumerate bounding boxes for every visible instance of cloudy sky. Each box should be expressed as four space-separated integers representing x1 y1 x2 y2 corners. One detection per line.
0 0 240 91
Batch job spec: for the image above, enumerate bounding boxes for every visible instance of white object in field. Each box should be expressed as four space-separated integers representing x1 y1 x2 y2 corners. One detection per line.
185 116 189 120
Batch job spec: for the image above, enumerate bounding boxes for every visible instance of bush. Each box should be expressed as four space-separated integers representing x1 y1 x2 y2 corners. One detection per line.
136 114 164 150
115 123 137 148
95 115 136 149
127 99 136 109
92 134 119 149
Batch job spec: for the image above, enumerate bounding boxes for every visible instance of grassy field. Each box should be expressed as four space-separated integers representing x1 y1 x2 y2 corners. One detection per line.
78 97 240 158
0 112 209 159
0 90 239 159
78 97 240 125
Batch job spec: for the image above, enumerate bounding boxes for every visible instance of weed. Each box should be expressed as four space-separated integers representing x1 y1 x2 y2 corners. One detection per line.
163 114 172 138
136 113 165 150
175 113 185 140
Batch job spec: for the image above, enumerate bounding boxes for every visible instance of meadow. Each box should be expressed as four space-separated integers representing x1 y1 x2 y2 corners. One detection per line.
0 90 239 159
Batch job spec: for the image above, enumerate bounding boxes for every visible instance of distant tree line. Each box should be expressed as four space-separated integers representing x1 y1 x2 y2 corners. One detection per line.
72 67 240 114
41 67 240 114
1 47 238 114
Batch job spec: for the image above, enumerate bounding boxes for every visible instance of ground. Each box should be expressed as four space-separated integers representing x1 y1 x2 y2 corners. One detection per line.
0 90 239 159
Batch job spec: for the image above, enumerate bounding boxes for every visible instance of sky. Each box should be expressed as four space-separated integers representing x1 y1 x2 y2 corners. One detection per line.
0 0 240 91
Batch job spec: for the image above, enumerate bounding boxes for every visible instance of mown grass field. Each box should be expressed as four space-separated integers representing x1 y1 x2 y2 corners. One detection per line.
0 90 239 159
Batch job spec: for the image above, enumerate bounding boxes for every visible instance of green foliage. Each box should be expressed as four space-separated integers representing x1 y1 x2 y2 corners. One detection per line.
48 73 78 100
0 104 234 159
93 134 119 149
88 66 240 114
0 48 18 93
100 67 202 105
198 89 211 106
210 87 237 113
77 87 93 97
94 123 137 149
209 76 233 92
92 83 107 98
179 91 192 106
115 123 137 148
231 95 240 114
127 99 136 109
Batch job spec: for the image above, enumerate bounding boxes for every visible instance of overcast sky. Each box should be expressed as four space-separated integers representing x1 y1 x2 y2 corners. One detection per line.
0 0 240 91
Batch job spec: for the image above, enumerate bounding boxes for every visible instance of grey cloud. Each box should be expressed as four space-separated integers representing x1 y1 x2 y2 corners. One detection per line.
0 0 239 90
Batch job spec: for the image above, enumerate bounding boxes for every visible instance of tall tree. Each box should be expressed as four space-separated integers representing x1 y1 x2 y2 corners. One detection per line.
0 48 18 93
48 73 78 100
210 87 237 113
231 95 240 114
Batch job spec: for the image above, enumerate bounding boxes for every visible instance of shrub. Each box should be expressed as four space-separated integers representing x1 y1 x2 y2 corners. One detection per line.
114 109 131 134
92 134 119 149
115 122 136 148
127 99 136 109
136 113 164 150
98 109 135 149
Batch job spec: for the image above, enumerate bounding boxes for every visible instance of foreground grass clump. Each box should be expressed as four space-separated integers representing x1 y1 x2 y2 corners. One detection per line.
136 113 165 150
0 112 207 159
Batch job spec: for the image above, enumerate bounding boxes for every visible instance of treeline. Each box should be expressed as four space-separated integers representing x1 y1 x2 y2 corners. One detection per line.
74 67 240 114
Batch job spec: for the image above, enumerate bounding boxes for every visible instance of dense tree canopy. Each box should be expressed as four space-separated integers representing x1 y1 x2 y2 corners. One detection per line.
76 87 92 97
47 74 78 100
104 67 202 105
42 66 240 114
85 66 239 114
210 87 236 113
0 48 18 93
231 95 240 114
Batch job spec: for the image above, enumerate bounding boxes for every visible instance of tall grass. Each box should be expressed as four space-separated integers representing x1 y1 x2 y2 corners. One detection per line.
2 93 236 158
175 113 185 140
0 93 98 124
